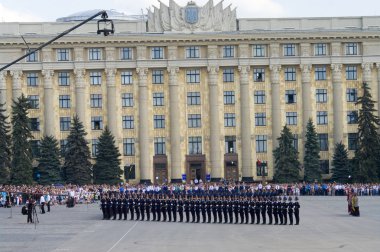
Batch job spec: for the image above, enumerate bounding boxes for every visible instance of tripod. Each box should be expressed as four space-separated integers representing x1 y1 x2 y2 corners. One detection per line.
32 205 39 229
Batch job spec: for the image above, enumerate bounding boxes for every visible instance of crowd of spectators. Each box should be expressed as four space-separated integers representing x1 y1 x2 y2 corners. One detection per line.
1 182 379 208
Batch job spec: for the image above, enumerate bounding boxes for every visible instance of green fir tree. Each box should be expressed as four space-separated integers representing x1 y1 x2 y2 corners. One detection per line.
331 142 350 183
303 119 321 182
93 126 122 184
273 125 301 183
11 95 33 184
38 136 62 185
353 82 380 182
63 115 92 185
0 102 11 184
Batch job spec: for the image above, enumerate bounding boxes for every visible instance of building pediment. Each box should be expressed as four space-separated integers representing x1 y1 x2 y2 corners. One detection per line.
147 0 237 33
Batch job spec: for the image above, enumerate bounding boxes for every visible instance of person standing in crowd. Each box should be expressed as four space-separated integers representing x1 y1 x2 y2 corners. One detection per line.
46 193 51 212
351 193 360 217
40 194 46 214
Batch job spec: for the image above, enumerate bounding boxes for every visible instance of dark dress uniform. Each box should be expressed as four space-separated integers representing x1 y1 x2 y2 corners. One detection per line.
178 199 184 222
172 198 177 222
282 199 288 225
122 197 128 220
146 197 151 221
244 199 249 224
233 199 239 224
106 197 112 220
222 199 228 223
201 199 207 223
288 199 294 225
195 199 201 223
239 200 245 224
151 198 157 221
261 199 267 224
249 199 255 224
27 199 34 223
294 199 300 225
190 199 195 223
278 199 283 225
161 198 167 221
217 199 223 223
135 197 141 220
140 198 145 221
111 197 117 220
255 200 261 224
101 197 107 220
184 198 190 222
228 199 234 224
117 198 123 220
273 200 279 225
206 199 212 223
167 199 172 222
212 199 218 223
128 197 134 220
156 198 161 221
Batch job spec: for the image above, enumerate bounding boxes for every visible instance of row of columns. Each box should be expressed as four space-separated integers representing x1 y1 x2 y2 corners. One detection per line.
0 62 379 182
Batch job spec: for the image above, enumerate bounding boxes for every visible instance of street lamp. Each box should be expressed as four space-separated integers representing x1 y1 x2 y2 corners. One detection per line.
0 10 114 72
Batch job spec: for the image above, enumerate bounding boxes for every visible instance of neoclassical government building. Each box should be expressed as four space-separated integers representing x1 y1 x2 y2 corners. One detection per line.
1 0 380 183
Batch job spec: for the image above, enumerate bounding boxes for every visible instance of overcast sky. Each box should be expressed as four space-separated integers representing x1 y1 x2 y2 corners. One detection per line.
1 0 380 22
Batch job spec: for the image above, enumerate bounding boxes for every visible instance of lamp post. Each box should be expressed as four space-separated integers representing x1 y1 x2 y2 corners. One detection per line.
0 10 114 72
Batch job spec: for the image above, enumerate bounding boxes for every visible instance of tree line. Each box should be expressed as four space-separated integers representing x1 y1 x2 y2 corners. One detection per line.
1 82 380 185
0 95 122 185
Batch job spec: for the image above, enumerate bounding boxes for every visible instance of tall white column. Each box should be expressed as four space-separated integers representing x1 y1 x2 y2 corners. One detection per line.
270 65 282 147
74 69 86 124
0 72 7 106
137 67 151 183
42 69 55 136
168 67 181 181
239 65 253 181
301 65 312 127
10 70 22 100
332 64 344 144
208 66 223 180
105 68 118 136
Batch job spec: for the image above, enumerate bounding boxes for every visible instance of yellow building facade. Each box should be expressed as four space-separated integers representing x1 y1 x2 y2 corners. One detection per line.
1 1 380 183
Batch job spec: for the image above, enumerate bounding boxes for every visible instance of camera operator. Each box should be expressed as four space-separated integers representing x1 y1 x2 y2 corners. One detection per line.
26 197 35 223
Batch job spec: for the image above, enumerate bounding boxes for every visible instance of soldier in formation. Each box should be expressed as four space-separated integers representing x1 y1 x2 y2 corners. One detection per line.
99 191 300 225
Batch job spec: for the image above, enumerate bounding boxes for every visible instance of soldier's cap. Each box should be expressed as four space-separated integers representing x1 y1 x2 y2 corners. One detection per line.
295 196 299 201
283 196 287 201
288 197 292 201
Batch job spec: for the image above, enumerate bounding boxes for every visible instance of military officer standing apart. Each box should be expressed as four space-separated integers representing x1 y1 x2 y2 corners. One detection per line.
288 197 294 225
294 197 300 225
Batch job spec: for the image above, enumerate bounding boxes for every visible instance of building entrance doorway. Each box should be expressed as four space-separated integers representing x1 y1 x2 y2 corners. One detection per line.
154 163 167 184
186 155 205 183
225 161 238 182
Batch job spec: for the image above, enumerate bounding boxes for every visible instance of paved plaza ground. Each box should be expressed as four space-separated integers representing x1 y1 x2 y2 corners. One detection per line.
0 197 379 252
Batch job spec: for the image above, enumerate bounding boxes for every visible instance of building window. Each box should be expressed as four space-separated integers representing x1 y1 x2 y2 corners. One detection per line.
254 90 266 104
223 91 235 105
152 70 164 84
255 113 266 126
154 137 166 155
90 71 102 85
123 138 135 156
153 92 164 106
60 117 70 131
316 89 327 103
89 48 102 60
315 66 326 80
26 72 38 86
122 93 134 107
348 133 358 151
253 44 266 57
57 49 70 61
154 115 165 129
26 49 38 62
320 160 330 174
223 68 234 82
225 136 236 153
284 44 296 56
253 68 265 82
318 133 329 151
30 118 40 131
347 111 358 124
286 112 297 125
186 69 200 83
28 95 39 109
223 45 235 58
90 94 102 108
284 67 296 81
121 47 133 60
346 66 357 80
188 114 201 128
92 139 99 157
59 95 71 108
187 92 201 105
188 136 202 155
60 139 68 156
224 113 236 127
186 46 200 58
121 71 133 85
91 116 103 130
151 47 164 59
256 135 267 153
30 140 41 158
122 115 134 129
346 88 358 102
317 111 328 125
58 72 70 86
346 43 358 55
285 90 297 104
314 43 327 56
293 134 299 151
